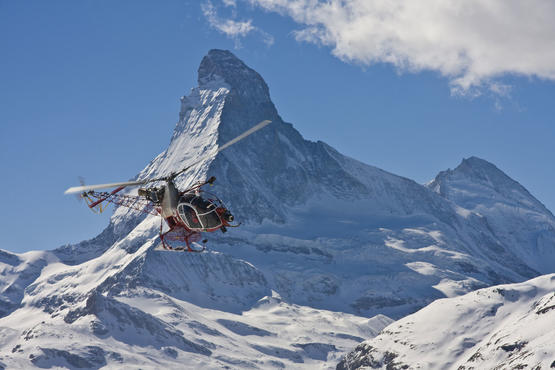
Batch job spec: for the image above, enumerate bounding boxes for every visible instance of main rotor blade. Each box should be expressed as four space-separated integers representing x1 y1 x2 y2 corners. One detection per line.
65 120 272 194
64 180 148 194
171 119 272 179
218 119 272 152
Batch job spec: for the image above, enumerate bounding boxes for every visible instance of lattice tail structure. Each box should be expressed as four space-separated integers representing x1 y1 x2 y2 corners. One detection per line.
81 187 159 216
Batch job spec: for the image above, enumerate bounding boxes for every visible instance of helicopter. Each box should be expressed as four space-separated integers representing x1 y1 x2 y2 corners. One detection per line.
65 120 271 252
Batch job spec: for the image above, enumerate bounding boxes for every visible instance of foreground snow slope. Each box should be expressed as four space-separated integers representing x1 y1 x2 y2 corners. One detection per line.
338 273 555 370
0 219 393 369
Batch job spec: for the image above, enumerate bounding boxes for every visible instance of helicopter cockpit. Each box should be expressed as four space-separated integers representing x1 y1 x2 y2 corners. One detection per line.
177 193 224 231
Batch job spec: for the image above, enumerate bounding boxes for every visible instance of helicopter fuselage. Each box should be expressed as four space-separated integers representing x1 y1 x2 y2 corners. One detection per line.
145 180 233 235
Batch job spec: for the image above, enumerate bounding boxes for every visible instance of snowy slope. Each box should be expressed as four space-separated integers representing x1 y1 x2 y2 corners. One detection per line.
0 250 56 318
337 273 555 370
0 49 554 368
0 217 393 369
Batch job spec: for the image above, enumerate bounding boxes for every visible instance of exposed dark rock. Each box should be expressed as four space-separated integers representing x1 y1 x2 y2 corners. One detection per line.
31 346 107 369
251 344 304 363
337 343 408 370
500 341 527 352
217 319 275 337
293 343 338 361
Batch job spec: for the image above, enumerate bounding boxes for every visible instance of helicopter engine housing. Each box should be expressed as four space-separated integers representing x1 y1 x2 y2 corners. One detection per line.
160 181 179 219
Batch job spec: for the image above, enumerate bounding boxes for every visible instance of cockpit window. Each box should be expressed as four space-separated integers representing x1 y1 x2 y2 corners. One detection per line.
177 195 222 230
177 203 202 229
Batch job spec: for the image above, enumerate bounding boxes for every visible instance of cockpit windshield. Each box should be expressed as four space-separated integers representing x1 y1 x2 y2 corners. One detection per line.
177 194 222 231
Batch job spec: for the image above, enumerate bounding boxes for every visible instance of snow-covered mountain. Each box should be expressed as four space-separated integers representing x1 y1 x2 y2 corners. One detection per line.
337 273 555 369
142 50 555 319
428 157 555 274
0 49 554 368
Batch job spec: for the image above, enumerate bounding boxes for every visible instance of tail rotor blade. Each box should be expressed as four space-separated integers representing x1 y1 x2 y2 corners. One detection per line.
74 176 87 202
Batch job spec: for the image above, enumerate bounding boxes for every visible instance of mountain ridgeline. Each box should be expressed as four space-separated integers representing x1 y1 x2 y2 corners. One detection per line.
0 49 554 368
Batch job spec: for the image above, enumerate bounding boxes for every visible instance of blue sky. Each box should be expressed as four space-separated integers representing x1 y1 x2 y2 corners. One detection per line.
1 0 554 253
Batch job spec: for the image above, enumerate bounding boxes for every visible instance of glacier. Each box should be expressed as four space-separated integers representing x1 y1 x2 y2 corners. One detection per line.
0 49 554 369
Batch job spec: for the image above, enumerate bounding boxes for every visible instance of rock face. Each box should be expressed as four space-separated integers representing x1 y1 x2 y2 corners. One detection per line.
337 274 555 370
0 49 554 368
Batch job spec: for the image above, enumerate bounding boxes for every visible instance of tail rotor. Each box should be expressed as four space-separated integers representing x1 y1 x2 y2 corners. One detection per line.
75 177 106 214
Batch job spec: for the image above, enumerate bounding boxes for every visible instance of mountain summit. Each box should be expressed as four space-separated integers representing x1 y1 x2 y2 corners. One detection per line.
429 156 552 215
0 50 554 368
198 49 271 104
428 156 555 274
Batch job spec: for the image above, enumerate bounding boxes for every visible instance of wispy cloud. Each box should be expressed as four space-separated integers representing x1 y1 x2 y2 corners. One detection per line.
246 0 555 95
202 1 274 47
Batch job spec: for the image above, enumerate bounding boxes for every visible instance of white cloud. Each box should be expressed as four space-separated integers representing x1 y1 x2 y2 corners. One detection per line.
202 1 254 39
202 1 274 47
247 0 555 94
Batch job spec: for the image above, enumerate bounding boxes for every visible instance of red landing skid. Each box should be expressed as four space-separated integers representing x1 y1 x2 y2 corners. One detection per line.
159 224 206 253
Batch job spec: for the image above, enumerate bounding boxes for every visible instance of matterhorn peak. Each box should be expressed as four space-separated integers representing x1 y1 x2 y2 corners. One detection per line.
197 49 270 104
